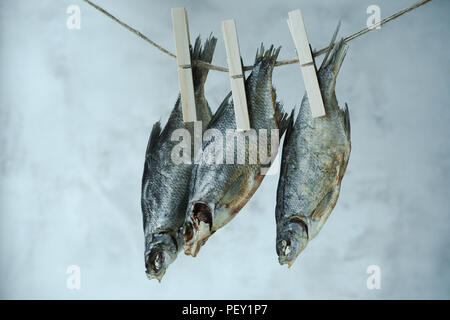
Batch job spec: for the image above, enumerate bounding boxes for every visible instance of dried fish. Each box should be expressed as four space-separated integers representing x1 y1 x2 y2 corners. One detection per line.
184 46 288 257
276 27 351 267
141 36 217 280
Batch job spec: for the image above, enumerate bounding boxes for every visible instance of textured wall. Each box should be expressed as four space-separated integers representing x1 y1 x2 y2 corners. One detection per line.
0 0 449 299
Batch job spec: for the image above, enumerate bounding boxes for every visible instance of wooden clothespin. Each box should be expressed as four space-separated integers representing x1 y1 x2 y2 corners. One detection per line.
171 8 197 122
287 9 325 118
221 19 250 131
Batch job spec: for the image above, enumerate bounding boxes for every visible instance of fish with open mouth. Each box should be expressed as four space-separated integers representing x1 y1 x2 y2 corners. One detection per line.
141 36 217 280
183 46 288 257
275 27 351 267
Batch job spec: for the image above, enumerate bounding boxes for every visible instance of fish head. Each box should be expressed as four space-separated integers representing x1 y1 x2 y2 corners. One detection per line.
276 217 308 267
183 201 214 257
144 232 179 281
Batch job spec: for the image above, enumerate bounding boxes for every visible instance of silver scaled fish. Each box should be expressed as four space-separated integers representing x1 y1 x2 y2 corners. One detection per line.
141 36 217 280
275 28 351 267
184 46 288 257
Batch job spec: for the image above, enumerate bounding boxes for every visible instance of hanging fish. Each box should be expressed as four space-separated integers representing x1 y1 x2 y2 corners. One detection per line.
141 36 217 281
184 46 288 257
275 27 351 267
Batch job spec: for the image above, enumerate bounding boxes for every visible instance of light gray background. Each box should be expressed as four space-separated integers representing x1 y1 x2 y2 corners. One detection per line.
0 0 449 299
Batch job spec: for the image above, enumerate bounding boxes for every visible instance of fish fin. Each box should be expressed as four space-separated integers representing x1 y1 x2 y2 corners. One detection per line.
277 101 289 138
338 103 351 181
254 44 281 67
310 184 339 224
145 121 162 161
142 121 162 195
191 34 217 63
208 92 233 128
319 21 348 76
282 108 295 145
341 102 351 140
191 34 218 88
319 21 341 70
320 37 348 75
219 174 245 207
272 86 289 137
255 43 264 61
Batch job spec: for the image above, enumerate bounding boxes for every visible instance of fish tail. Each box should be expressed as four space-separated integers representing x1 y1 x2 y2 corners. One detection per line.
191 34 217 88
319 23 348 76
329 39 348 76
254 44 281 68
316 23 348 97
319 21 341 69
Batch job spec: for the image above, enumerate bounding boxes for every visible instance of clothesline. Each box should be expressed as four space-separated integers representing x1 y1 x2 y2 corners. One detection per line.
81 0 432 72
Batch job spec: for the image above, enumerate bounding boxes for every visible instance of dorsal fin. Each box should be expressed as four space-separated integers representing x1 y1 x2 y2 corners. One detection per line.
145 121 162 160
208 92 233 128
272 86 289 138
282 108 296 145
276 101 289 138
